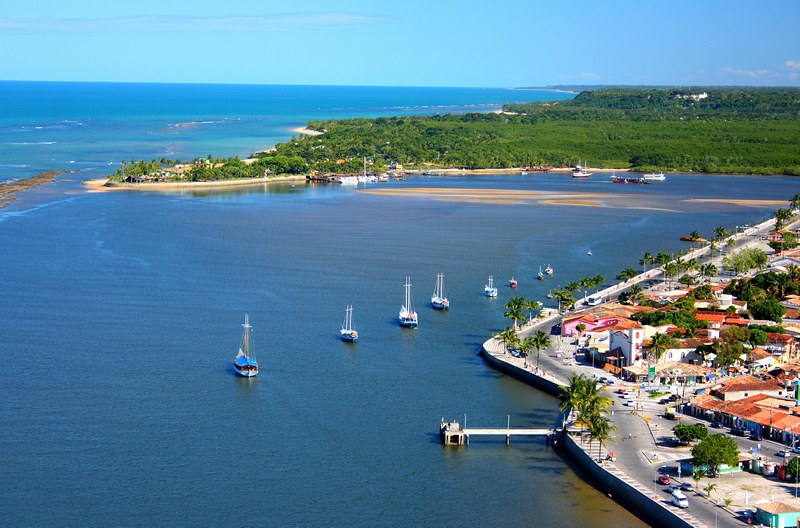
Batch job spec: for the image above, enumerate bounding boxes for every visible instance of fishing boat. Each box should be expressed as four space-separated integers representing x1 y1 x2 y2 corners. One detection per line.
484 275 498 297
572 162 592 179
537 266 544 281
509 276 518 288
547 289 554 299
611 176 649 184
233 314 258 377
643 172 666 181
431 273 449 310
399 277 418 327
340 305 358 342
545 264 554 276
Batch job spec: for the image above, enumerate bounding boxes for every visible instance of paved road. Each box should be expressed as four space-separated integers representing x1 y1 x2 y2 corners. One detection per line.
503 216 800 527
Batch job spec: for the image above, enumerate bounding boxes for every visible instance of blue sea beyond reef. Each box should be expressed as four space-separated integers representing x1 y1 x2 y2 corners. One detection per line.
1 82 797 528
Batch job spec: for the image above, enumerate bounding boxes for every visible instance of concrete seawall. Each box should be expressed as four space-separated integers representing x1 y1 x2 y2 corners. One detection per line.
560 433 702 528
481 336 707 528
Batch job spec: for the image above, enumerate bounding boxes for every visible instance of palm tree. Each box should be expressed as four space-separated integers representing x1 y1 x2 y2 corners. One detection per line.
713 226 729 242
617 268 638 282
698 263 717 283
791 193 800 211
640 252 654 273
519 335 534 367
524 298 542 322
704 482 717 498
532 329 551 371
587 413 617 460
564 281 581 295
627 284 643 306
648 332 677 364
775 208 793 230
692 467 706 490
503 296 527 332
664 262 680 288
495 327 519 353
592 274 605 292
578 277 593 302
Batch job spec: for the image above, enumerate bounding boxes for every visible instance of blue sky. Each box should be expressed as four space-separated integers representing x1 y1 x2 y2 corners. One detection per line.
1 0 798 87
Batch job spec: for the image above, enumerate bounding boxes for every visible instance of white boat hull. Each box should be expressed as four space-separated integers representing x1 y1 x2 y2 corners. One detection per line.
233 365 258 377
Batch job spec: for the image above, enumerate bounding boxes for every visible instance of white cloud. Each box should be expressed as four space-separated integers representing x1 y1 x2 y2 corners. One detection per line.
720 66 773 78
784 60 800 70
0 13 381 33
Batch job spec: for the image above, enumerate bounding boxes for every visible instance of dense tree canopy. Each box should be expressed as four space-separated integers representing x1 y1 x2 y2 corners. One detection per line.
691 434 740 477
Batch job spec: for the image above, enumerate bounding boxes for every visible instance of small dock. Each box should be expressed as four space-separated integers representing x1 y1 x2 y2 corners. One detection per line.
440 419 555 446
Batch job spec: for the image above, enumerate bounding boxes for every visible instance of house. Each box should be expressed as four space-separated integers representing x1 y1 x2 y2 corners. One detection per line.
754 502 800 528
709 375 787 402
765 333 796 361
607 319 645 367
745 347 777 372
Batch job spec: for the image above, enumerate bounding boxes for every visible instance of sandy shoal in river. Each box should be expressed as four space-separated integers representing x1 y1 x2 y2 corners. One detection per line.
82 176 306 193
356 187 680 211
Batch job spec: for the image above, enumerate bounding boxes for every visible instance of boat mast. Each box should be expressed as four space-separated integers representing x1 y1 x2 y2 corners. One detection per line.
242 313 252 358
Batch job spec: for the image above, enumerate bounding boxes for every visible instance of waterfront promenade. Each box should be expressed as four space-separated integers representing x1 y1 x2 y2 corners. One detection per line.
482 215 797 528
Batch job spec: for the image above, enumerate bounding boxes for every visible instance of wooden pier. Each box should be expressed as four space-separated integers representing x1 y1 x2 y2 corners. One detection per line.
440 420 555 446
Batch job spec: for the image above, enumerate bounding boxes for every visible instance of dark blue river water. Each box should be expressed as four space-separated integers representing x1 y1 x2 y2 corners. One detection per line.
2 169 797 527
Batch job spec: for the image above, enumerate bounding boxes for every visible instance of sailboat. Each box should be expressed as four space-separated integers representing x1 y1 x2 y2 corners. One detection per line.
537 266 544 281
587 249 593 256
572 161 593 178
340 305 358 342
545 264 554 276
484 275 498 297
547 289 554 299
233 314 258 377
399 276 418 327
431 273 449 310
509 276 518 288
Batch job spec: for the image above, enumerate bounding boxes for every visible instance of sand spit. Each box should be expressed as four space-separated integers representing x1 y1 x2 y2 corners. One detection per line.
684 198 787 207
293 127 324 136
83 175 306 193
0 170 72 209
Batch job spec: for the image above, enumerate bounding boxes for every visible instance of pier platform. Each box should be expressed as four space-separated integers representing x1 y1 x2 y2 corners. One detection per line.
440 420 555 446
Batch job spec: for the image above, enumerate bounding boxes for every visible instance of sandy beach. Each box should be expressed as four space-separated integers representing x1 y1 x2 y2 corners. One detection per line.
82 175 306 193
292 127 324 136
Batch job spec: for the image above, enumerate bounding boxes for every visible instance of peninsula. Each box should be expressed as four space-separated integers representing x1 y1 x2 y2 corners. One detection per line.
102 87 800 188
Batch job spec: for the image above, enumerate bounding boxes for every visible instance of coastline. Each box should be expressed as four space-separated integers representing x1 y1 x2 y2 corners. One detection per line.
83 175 306 192
478 215 784 528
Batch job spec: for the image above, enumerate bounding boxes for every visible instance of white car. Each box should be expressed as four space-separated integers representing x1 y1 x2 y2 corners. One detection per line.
671 490 689 509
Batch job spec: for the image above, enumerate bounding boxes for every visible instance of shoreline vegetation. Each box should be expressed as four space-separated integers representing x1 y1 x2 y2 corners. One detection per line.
4 87 799 203
102 87 799 190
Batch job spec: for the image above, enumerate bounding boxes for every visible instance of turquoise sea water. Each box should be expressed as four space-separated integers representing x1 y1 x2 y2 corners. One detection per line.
1 83 797 527
0 82 573 184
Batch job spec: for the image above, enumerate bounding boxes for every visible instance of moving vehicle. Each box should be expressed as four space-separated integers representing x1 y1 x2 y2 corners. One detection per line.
586 295 602 306
657 475 670 485
671 490 689 509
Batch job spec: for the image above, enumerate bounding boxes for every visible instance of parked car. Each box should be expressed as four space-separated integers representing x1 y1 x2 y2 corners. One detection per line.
730 427 746 436
680 482 693 491
667 394 681 402
659 398 671 405
750 432 764 441
667 484 680 492
657 475 671 485
792 445 800 454
777 450 789 458
711 421 724 429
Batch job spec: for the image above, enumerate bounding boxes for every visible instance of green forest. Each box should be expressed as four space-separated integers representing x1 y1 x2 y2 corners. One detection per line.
109 87 800 182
